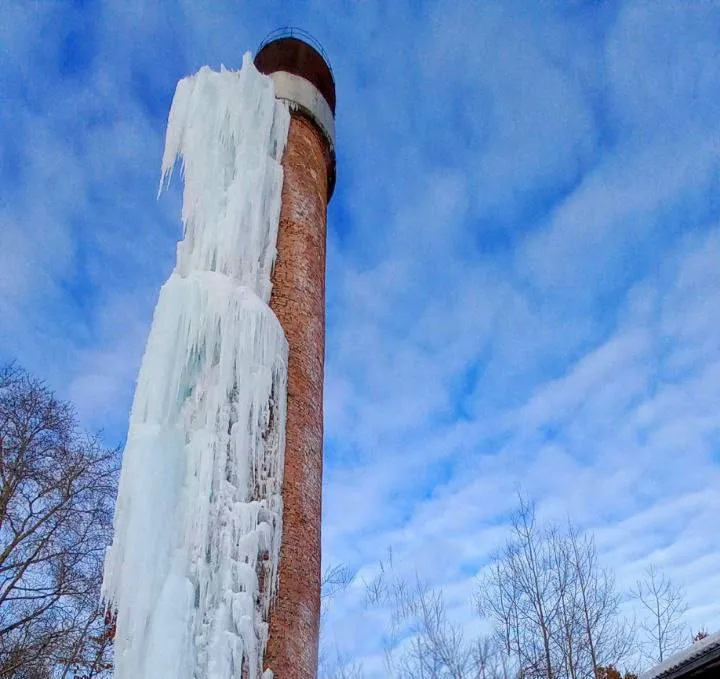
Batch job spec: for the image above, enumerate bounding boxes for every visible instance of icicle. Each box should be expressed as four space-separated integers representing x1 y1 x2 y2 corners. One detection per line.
102 52 290 679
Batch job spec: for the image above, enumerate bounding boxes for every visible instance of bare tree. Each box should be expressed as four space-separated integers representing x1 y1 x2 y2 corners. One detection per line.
0 363 117 678
476 501 635 679
319 562 357 678
631 565 687 664
470 637 517 679
364 552 506 679
320 647 365 679
319 501 645 679
563 525 634 677
476 500 557 679
394 578 469 678
322 563 356 608
548 528 580 679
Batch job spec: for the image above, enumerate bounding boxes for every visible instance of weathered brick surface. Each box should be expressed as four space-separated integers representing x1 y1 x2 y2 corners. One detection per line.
265 114 330 679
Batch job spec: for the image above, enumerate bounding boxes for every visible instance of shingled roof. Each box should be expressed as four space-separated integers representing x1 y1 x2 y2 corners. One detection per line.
640 632 720 679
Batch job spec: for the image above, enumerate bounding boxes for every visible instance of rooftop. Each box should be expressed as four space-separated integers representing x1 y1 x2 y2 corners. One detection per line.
640 632 720 679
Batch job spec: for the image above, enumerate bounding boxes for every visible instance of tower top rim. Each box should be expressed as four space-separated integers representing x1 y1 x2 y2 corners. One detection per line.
254 28 336 114
257 28 333 75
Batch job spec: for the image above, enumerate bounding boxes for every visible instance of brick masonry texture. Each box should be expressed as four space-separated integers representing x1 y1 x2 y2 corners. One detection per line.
265 113 330 679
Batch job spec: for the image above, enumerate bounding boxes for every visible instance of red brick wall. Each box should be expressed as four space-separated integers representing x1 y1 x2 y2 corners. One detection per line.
265 113 330 679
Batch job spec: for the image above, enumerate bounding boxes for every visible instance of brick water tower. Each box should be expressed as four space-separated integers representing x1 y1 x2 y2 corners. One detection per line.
254 30 336 679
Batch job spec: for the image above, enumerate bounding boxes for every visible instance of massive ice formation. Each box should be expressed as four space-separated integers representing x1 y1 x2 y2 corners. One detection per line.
102 54 290 679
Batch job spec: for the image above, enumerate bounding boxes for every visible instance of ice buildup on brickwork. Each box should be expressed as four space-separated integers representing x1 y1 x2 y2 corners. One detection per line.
102 53 290 679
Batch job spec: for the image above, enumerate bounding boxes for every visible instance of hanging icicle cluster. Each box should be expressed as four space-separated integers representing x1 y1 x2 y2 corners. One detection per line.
102 53 290 679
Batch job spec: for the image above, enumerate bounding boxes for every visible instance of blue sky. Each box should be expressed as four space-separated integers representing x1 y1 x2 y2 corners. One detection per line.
2 0 720 675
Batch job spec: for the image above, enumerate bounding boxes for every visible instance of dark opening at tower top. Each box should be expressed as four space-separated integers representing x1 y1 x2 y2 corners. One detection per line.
255 29 336 115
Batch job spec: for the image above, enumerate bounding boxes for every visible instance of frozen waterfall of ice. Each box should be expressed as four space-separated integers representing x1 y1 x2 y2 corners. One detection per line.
102 53 290 679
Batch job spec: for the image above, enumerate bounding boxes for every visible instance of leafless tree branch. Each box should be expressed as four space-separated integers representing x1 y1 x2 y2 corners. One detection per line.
0 363 117 678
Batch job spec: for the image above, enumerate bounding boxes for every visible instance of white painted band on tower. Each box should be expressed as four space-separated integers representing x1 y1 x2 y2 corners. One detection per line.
269 71 336 154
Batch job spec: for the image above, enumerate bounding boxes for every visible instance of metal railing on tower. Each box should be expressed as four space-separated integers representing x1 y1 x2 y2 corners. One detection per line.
257 27 334 76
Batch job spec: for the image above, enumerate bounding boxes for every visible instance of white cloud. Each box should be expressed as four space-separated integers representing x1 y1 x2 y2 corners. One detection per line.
2 2 719 676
